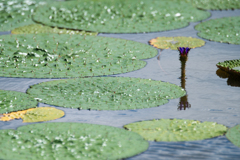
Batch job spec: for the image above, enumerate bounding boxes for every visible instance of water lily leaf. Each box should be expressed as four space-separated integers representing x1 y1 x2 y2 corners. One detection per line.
226 124 240 148
11 24 98 36
149 37 205 50
124 119 227 141
0 90 38 114
27 77 186 110
0 122 148 160
0 0 59 32
32 0 210 33
216 59 240 76
22 107 64 122
0 107 64 122
195 16 240 44
0 34 156 78
0 108 34 121
170 0 240 10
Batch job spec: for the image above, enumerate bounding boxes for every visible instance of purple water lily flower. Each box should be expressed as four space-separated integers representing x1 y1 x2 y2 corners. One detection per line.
177 47 191 56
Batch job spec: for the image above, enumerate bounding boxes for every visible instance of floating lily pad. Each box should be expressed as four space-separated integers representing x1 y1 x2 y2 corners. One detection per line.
27 77 186 110
124 119 227 141
149 37 205 50
0 107 64 122
0 34 156 78
0 90 38 114
22 107 64 122
0 108 34 121
195 16 240 44
226 124 240 148
11 24 98 36
170 0 240 10
216 59 240 76
32 0 210 33
0 122 148 160
0 0 57 32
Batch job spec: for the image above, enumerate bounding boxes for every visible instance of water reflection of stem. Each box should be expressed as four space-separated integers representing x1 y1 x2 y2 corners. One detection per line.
178 56 191 110
157 49 166 73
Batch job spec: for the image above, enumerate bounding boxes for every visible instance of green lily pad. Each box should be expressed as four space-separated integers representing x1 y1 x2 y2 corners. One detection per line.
170 0 240 10
124 119 227 141
0 0 57 32
27 77 186 110
226 124 240 148
195 16 240 44
0 90 38 114
11 24 98 36
22 107 65 123
32 0 210 33
0 122 148 160
0 34 156 78
149 37 205 50
216 59 240 76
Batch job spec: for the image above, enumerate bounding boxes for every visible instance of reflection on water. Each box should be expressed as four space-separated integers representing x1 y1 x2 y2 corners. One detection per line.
178 56 191 110
216 69 240 87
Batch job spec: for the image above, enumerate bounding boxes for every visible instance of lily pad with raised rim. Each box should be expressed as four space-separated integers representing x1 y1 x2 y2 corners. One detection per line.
27 77 186 110
124 119 227 141
0 90 38 114
32 0 210 33
0 34 157 78
226 124 240 148
216 59 240 76
149 37 205 50
0 122 149 160
11 24 98 36
195 16 240 44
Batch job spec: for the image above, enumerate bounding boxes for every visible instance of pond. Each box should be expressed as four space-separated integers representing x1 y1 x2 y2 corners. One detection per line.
0 8 240 160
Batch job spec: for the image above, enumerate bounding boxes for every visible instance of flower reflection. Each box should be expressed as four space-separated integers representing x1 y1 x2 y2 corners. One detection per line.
178 55 191 110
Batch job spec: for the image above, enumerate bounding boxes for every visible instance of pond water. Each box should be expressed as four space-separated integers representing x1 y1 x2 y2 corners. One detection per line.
0 9 240 160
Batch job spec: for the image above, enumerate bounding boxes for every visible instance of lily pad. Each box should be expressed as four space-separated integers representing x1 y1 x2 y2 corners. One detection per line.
0 122 148 160
27 77 186 110
32 0 210 33
149 37 205 50
226 124 240 148
195 16 240 44
11 24 98 36
0 108 34 121
0 90 38 114
0 0 57 32
0 34 157 78
170 0 240 10
0 107 64 122
216 59 240 76
124 119 227 141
